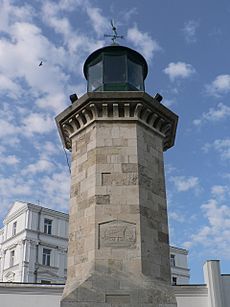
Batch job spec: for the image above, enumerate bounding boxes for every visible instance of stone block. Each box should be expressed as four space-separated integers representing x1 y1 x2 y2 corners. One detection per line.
111 126 120 138
128 154 138 163
101 173 138 186
112 138 128 147
108 259 123 273
98 220 136 249
158 232 169 244
96 194 110 205
106 294 130 303
77 286 105 302
70 183 80 197
97 154 108 164
128 138 137 147
121 163 138 173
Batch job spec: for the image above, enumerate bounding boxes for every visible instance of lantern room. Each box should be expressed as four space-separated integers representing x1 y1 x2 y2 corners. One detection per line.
83 45 148 92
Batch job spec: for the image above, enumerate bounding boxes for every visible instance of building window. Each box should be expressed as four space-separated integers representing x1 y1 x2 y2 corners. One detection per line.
172 276 177 285
170 254 176 267
12 221 17 236
10 250 15 267
42 248 51 266
44 219 52 235
41 280 51 284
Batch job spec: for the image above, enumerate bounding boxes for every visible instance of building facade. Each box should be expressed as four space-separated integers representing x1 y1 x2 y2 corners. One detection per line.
0 201 68 284
170 246 190 285
0 201 189 285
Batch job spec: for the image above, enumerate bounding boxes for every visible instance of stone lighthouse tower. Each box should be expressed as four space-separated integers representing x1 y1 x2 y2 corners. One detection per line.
56 43 178 306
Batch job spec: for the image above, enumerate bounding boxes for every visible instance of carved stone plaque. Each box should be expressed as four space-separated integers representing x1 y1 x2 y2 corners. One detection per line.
99 220 136 248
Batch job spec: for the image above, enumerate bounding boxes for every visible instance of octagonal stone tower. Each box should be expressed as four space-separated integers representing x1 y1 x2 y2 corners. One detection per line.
56 44 178 307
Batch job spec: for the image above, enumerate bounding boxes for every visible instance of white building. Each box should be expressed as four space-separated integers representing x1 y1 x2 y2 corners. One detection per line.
0 201 68 284
0 201 189 285
170 246 190 285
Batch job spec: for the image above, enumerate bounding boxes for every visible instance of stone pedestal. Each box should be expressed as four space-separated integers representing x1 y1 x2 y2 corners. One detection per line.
56 92 178 307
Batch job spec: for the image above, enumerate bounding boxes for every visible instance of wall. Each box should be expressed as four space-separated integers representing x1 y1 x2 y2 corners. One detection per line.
174 285 208 307
0 284 63 307
222 275 230 307
0 284 209 307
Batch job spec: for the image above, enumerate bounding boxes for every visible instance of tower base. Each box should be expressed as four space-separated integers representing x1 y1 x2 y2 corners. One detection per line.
61 271 177 307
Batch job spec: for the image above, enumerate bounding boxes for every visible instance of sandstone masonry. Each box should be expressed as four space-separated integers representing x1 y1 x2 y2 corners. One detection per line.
56 91 178 307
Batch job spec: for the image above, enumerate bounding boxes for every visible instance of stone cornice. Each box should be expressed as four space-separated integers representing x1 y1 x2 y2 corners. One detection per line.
170 246 189 255
171 266 190 273
56 91 178 151
173 285 208 297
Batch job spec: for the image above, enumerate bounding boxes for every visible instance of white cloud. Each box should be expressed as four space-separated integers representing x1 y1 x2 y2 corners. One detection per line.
0 74 22 98
59 0 84 9
0 167 69 213
0 20 71 110
22 159 55 175
202 103 230 121
0 0 35 32
193 103 230 126
206 74 230 97
170 211 185 223
41 1 72 40
42 0 104 57
211 185 229 200
203 138 230 160
34 141 59 158
0 119 19 138
165 164 176 175
183 20 199 43
127 25 161 61
0 154 20 166
22 112 54 136
163 62 195 81
122 8 138 22
42 171 70 210
86 7 108 36
170 176 199 192
213 139 230 160
184 198 230 258
0 0 113 119
0 2 83 113
0 175 34 197
36 92 67 113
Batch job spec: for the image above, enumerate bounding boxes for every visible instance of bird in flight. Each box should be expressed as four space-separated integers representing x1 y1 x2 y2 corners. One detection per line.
39 61 43 67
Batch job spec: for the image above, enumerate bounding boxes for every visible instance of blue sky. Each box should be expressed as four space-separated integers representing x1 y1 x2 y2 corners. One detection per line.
0 0 229 283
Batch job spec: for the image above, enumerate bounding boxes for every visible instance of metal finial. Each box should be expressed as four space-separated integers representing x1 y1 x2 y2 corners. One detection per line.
104 20 124 44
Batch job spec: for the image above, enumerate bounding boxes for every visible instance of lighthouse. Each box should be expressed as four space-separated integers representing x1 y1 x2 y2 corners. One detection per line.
56 40 178 306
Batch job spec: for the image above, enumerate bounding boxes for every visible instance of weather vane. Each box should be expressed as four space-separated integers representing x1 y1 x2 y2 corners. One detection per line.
104 20 124 44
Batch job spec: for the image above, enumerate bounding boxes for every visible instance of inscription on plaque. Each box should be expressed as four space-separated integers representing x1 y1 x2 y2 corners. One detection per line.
99 220 136 248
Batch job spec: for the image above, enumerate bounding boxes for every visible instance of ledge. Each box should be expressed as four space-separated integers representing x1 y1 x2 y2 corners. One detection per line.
0 282 64 295
173 284 208 297
56 91 178 152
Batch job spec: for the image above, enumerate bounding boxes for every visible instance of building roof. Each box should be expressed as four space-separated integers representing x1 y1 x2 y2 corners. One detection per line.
4 201 68 225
